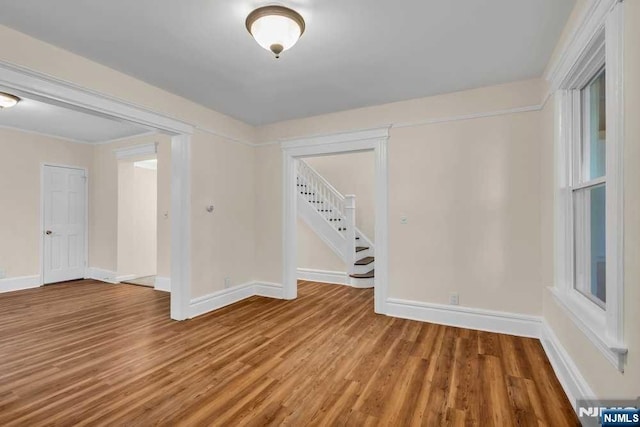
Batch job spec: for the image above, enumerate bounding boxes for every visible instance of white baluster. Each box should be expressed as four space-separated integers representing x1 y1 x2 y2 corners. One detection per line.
344 195 356 275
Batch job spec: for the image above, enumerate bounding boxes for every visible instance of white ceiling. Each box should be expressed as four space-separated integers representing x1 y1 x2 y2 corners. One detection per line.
0 0 575 125
0 96 150 143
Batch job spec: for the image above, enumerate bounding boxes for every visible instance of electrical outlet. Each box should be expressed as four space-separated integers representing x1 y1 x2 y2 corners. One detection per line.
0 269 5 279
224 277 232 289
449 293 459 305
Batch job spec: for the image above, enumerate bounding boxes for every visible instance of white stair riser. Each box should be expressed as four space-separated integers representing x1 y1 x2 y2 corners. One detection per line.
354 247 373 259
353 262 374 275
349 277 374 288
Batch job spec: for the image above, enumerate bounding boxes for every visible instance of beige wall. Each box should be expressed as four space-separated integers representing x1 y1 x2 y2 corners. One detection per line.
117 162 136 277
190 131 256 298
156 141 171 279
255 79 546 315
541 1 640 399
260 79 545 141
133 166 158 277
117 163 157 278
0 128 93 278
254 145 283 285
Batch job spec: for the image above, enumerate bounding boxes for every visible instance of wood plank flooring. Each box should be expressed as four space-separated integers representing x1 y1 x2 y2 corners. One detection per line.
0 280 579 426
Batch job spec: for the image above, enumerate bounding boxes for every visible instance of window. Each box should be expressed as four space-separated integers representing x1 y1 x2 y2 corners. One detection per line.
573 69 607 308
552 3 626 372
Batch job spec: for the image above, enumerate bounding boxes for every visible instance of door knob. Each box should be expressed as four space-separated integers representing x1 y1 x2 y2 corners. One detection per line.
45 230 52 235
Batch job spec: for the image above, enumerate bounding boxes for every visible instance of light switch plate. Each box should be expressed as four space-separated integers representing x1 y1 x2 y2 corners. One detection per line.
400 216 408 225
0 269 5 279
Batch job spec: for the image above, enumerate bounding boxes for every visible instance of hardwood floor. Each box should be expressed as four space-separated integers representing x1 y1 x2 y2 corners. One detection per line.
0 280 578 426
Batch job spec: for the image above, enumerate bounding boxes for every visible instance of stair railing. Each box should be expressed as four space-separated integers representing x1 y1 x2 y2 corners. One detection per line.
297 160 357 271
297 161 346 228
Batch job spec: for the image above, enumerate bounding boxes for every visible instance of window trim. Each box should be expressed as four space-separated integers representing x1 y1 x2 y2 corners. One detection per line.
553 2 626 372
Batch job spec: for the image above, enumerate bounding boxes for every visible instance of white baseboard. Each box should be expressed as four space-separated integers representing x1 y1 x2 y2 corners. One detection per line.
85 267 118 284
0 275 41 293
154 276 170 292
540 321 595 410
116 274 137 283
386 297 542 338
189 281 284 319
254 281 285 298
297 268 348 285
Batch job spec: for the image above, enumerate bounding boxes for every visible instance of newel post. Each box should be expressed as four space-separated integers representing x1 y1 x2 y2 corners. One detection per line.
344 195 357 276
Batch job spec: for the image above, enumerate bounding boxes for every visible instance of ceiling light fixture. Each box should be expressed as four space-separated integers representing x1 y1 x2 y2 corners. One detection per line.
0 92 20 109
246 5 305 59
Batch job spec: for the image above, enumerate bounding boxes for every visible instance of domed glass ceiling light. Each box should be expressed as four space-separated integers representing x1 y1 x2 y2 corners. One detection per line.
0 92 20 109
246 5 305 58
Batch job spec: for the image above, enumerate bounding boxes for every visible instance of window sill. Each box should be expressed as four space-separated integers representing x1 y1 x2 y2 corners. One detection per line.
549 287 627 372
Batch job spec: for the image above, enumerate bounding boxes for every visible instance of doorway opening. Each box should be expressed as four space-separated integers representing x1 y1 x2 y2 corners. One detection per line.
117 157 158 287
282 128 390 314
0 62 193 319
296 151 376 289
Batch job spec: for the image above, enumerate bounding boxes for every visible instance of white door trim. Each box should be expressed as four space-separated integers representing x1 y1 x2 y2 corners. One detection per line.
40 163 89 286
0 60 194 320
114 142 158 160
282 127 390 314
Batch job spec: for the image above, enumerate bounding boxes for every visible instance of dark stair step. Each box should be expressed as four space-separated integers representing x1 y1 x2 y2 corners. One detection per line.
338 227 346 231
355 237 360 240
355 256 375 266
356 246 369 253
350 269 374 279
319 209 332 212
300 192 315 195
328 218 342 222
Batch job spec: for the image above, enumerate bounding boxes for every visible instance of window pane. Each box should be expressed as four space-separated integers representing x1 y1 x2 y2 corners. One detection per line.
574 185 606 305
581 69 606 181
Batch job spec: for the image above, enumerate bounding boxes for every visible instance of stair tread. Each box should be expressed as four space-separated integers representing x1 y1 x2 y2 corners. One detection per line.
350 269 374 279
355 256 374 265
355 246 369 252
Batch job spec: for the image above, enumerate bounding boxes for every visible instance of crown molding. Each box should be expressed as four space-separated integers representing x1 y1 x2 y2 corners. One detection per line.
544 0 620 91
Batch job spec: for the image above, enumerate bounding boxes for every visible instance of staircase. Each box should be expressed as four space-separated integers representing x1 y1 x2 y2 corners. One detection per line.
297 160 374 288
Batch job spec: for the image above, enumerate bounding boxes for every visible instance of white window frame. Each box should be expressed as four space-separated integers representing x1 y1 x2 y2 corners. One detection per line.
573 68 607 309
552 2 626 371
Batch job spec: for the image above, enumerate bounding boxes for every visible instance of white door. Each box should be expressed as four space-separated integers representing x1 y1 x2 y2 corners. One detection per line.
43 165 87 284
